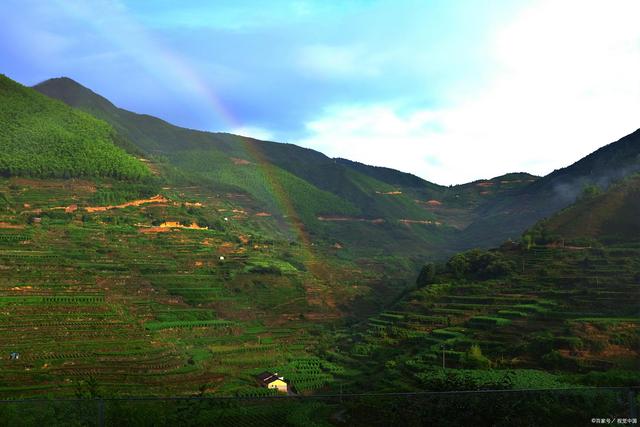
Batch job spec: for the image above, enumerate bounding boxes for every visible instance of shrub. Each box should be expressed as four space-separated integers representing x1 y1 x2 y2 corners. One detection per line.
462 345 491 368
445 249 515 280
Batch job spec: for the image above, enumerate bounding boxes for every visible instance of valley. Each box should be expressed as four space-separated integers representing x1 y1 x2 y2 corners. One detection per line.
0 73 638 425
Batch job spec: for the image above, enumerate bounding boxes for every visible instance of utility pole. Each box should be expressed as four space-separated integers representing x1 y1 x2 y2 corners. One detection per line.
629 388 638 419
441 345 446 370
97 398 104 427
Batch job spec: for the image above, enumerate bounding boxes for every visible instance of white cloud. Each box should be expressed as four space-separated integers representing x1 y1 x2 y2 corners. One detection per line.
298 0 640 185
228 126 275 141
296 44 384 79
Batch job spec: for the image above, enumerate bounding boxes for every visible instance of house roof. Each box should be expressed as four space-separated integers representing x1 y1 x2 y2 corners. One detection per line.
256 371 274 382
256 371 286 384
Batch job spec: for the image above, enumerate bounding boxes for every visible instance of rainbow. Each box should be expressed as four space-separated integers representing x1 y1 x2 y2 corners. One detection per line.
54 1 323 275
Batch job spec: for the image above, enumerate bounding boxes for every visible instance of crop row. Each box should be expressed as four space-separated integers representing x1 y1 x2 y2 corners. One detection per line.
144 319 235 331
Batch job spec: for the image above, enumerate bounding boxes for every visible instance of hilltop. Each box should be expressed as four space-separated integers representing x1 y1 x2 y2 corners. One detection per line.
34 77 459 260
534 173 640 244
33 77 640 259
459 128 640 247
31 77 545 258
0 75 149 180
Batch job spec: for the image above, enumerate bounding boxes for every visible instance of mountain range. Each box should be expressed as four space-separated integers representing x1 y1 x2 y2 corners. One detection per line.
31 75 640 258
0 72 638 405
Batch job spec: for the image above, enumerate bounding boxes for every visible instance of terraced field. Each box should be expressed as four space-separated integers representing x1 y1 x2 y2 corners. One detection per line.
0 177 377 397
331 243 640 391
1 174 637 401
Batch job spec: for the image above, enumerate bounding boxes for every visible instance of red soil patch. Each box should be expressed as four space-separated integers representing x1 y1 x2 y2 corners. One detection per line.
600 344 637 358
476 181 494 187
138 227 172 234
217 242 236 255
422 199 443 206
231 157 252 165
0 222 25 229
65 204 78 213
255 212 271 217
9 286 33 292
479 191 491 195
375 190 402 195
500 180 527 184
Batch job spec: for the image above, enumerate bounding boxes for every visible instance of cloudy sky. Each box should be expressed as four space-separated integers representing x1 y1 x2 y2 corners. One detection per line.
1 0 639 184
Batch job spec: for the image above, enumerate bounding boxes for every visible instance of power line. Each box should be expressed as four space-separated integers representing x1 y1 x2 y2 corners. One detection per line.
0 386 636 403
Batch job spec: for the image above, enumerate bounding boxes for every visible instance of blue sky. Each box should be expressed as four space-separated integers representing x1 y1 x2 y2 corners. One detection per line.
1 0 639 184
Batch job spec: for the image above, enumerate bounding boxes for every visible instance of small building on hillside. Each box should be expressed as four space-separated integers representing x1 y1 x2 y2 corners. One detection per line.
9 352 20 361
256 372 288 393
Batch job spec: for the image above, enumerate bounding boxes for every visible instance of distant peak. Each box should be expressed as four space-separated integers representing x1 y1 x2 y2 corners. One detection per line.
34 76 87 90
33 76 116 109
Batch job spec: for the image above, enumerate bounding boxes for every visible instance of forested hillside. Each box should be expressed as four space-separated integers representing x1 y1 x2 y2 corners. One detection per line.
531 173 640 243
0 75 149 180
33 77 461 258
459 129 640 247
29 76 640 258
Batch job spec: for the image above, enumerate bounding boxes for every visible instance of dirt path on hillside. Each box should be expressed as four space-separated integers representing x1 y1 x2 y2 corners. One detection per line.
375 190 402 195
398 219 442 226
317 216 385 224
85 195 168 213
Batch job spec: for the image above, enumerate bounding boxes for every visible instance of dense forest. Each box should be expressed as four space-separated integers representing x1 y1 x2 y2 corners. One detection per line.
0 75 149 180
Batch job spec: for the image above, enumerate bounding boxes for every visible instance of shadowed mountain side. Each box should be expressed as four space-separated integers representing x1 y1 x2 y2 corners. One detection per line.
458 129 640 248
540 173 640 243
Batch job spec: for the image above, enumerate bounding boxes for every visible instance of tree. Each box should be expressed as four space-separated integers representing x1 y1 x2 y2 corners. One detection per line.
416 263 437 287
447 254 469 279
462 344 491 368
581 184 601 199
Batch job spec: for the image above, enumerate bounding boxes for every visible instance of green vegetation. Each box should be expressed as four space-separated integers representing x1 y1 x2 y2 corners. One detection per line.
0 73 637 425
0 75 149 180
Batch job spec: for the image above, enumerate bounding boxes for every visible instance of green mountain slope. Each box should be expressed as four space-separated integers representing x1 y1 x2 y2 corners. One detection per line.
537 174 640 243
330 188 640 394
32 76 640 259
0 75 149 180
0 73 638 408
33 77 458 257
33 78 443 218
459 129 640 247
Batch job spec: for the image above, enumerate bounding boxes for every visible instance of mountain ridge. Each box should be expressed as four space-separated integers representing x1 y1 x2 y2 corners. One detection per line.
31 75 640 256
0 74 150 180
